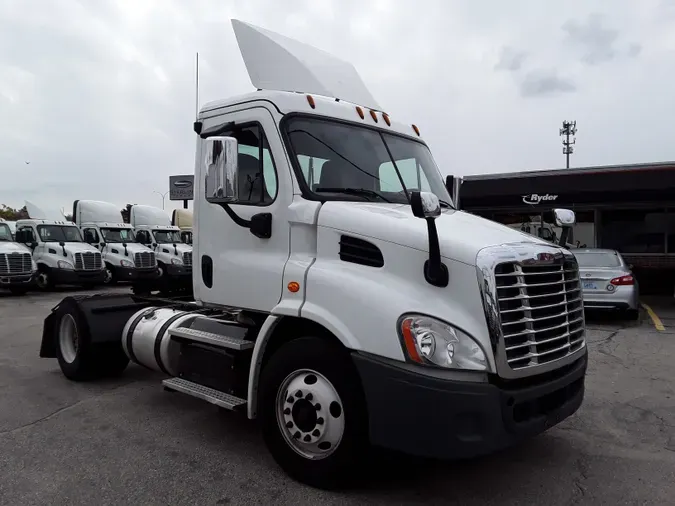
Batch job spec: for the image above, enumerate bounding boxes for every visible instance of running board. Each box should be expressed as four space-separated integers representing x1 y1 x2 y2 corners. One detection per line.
168 326 254 351
162 377 247 410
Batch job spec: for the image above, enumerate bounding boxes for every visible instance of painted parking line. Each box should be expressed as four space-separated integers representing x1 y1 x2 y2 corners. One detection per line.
641 303 666 331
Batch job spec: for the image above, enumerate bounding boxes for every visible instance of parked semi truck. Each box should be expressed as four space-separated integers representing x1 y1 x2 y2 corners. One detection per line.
39 20 587 489
171 208 193 245
73 200 159 286
129 204 193 293
0 219 36 294
17 201 105 290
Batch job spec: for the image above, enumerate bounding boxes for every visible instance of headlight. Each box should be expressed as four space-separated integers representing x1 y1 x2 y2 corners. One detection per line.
57 260 74 270
398 315 488 371
120 259 134 267
171 257 183 265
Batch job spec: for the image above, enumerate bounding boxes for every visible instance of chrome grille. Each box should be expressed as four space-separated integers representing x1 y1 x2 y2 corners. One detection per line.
74 252 102 271
134 251 156 268
0 253 32 275
495 257 584 370
183 251 192 267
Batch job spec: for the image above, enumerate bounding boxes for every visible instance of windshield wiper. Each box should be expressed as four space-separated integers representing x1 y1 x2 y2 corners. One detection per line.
315 187 392 203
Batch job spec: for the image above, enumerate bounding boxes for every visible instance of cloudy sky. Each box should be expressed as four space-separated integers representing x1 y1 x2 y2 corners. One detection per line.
1 0 674 212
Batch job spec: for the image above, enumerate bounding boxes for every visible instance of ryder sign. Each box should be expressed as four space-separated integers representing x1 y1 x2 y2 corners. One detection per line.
522 193 558 205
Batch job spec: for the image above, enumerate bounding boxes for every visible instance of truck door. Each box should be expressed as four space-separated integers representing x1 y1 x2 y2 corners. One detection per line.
195 107 291 311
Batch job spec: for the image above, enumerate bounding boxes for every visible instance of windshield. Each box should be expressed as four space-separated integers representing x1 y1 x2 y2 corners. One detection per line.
0 224 11 241
100 227 137 243
37 225 83 242
284 116 453 206
575 252 622 268
153 230 183 244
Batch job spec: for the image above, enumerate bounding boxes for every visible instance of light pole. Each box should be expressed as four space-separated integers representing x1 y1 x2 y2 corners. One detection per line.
153 190 168 210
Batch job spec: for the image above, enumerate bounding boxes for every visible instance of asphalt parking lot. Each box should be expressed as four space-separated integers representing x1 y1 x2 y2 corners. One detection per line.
1 289 674 506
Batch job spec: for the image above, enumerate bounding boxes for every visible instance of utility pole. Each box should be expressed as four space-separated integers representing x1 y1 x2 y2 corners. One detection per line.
559 120 577 169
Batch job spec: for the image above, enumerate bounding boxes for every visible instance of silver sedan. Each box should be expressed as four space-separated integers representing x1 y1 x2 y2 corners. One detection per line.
574 248 640 320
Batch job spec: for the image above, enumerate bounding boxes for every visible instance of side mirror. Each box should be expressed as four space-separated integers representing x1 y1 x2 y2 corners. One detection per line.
15 230 28 243
31 242 38 249
409 191 448 288
100 242 106 248
553 208 576 227
411 191 441 219
204 136 239 203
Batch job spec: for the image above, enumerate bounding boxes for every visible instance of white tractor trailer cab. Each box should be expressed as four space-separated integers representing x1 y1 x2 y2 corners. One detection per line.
16 201 105 290
129 205 193 291
39 20 588 489
73 200 159 286
0 219 37 294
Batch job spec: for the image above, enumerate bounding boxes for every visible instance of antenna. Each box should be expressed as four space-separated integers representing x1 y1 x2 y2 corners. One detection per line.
559 120 578 169
195 52 200 120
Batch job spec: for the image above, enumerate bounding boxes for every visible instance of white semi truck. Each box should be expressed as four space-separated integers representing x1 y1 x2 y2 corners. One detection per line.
171 208 193 245
0 219 36 294
73 200 159 285
129 204 193 293
16 201 106 289
39 20 587 489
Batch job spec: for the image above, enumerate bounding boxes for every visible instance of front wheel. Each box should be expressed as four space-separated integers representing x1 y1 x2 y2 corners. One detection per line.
35 270 53 291
259 337 369 490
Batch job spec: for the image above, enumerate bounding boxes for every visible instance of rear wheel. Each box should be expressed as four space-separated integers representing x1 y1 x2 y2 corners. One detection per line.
259 336 369 490
55 299 129 381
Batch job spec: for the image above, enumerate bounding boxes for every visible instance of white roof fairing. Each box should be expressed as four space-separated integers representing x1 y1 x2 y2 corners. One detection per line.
231 19 382 111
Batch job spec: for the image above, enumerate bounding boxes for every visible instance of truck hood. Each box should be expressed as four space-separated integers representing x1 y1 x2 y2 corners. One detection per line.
108 242 152 254
0 241 32 254
60 242 101 256
317 202 551 265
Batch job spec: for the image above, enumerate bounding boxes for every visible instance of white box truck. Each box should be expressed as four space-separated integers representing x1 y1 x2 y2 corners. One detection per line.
38 20 587 489
73 200 160 286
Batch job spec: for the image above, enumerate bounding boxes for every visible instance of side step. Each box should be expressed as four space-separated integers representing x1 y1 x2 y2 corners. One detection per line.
162 377 247 410
168 326 254 351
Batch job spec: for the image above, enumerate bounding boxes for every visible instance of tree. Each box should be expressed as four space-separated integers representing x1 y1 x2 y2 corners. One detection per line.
0 204 28 221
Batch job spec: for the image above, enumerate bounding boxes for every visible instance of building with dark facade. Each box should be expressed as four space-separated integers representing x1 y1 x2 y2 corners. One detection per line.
457 161 675 294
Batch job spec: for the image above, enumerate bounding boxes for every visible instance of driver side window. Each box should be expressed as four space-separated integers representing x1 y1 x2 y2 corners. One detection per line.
378 158 431 193
83 228 99 243
137 230 151 245
18 227 36 243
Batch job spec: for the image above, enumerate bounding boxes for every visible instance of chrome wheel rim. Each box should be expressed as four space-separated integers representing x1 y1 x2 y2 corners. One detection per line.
276 369 345 460
58 314 78 364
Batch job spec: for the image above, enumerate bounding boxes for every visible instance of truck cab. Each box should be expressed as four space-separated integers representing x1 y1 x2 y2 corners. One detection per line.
171 208 193 245
73 200 159 285
39 19 587 489
130 205 193 289
16 202 105 290
0 219 36 294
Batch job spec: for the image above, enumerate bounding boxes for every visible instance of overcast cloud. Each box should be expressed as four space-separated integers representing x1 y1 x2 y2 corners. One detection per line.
1 0 674 212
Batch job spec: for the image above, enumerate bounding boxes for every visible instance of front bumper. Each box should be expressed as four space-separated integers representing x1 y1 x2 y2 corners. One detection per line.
165 264 192 278
353 351 586 460
52 269 106 285
0 272 35 287
115 266 160 281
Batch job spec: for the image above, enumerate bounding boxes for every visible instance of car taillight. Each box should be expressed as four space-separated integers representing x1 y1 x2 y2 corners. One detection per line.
610 275 634 286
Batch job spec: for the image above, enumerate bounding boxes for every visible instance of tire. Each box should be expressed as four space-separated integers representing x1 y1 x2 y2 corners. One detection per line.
103 265 117 286
9 287 28 295
626 308 640 321
55 299 129 381
259 336 369 490
35 269 53 291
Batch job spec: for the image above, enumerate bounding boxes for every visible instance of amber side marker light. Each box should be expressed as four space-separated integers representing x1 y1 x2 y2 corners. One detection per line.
412 124 420 136
288 281 300 293
382 113 391 126
400 318 423 363
369 110 378 122
306 95 316 109
356 106 365 119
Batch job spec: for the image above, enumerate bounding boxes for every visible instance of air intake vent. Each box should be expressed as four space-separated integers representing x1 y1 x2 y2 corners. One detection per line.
339 236 384 268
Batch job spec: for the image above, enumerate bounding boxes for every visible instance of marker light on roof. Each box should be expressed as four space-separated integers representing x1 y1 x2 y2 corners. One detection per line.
412 124 420 136
306 95 316 109
369 110 378 122
382 113 391 126
356 106 365 119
